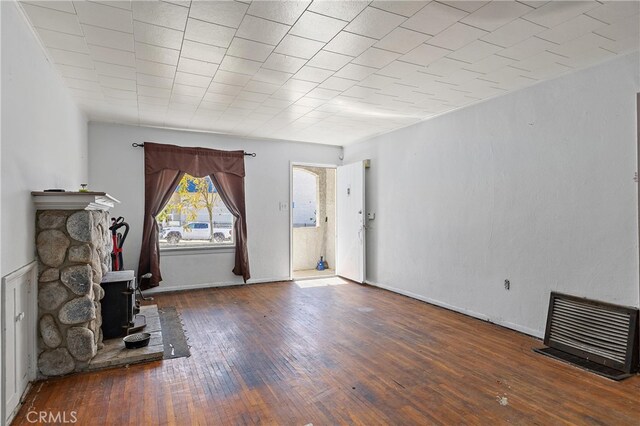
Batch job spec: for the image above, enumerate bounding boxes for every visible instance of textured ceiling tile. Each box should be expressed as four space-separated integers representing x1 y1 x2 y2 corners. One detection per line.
172 84 206 98
137 73 174 89
189 0 248 28
344 7 407 39
177 58 218 77
25 1 76 14
263 53 307 74
586 1 640 24
133 21 183 50
244 80 281 95
460 1 533 31
56 63 99 81
236 15 290 45
253 68 293 85
400 43 452 67
371 1 430 17
135 42 179 65
374 27 431 54
184 18 236 48
280 79 319 93
294 66 335 83
352 48 401 69
213 70 252 86
319 76 358 91
593 15 640 42
219 55 262 76
181 40 226 63
247 0 310 25
174 71 212 88
401 2 468 36
439 1 490 13
98 74 136 91
83 24 134 51
480 18 546 47
132 1 188 30
334 63 378 80
307 50 354 71
274 35 325 59
74 1 133 33
537 14 605 44
88 44 135 67
426 23 487 50
207 81 243 96
446 40 502 63
495 36 556 61
308 0 369 21
522 1 600 28
324 31 377 56
22 3 83 34
36 27 88 53
290 11 347 42
227 38 274 62
135 59 175 78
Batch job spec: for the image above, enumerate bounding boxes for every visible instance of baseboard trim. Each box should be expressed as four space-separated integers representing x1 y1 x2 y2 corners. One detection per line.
364 279 542 339
144 277 291 294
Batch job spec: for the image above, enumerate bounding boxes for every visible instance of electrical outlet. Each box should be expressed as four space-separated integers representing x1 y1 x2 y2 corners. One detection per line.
504 279 510 290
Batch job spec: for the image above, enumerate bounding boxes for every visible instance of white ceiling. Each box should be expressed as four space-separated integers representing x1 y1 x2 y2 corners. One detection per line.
19 0 640 146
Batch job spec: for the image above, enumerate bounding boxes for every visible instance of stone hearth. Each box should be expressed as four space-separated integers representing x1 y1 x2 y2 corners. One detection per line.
88 305 164 370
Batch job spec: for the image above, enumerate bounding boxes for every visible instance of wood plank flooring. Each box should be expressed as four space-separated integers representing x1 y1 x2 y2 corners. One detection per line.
12 280 640 425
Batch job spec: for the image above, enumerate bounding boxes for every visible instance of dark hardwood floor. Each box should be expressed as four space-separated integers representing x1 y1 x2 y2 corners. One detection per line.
13 280 640 425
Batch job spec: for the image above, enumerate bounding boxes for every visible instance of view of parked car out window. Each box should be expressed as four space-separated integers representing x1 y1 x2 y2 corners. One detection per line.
157 174 234 247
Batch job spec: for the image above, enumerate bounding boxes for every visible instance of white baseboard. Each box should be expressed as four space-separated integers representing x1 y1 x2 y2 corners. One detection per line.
364 279 543 339
144 276 291 294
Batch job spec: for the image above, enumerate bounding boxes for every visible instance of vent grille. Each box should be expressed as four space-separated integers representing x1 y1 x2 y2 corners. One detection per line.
544 292 638 374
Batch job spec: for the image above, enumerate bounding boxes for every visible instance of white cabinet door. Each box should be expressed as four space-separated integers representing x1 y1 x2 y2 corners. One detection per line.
336 161 366 283
3 267 32 424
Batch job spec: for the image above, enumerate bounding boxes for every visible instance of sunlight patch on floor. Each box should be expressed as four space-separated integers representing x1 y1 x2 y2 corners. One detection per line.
294 277 348 288
292 268 336 279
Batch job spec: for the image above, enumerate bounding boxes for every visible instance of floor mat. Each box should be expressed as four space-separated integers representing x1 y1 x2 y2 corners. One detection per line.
158 306 191 360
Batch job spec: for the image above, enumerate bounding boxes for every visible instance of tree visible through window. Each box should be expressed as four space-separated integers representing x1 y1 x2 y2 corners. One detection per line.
157 174 234 246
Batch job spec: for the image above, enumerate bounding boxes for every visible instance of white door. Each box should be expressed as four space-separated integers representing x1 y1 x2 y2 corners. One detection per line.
336 161 366 283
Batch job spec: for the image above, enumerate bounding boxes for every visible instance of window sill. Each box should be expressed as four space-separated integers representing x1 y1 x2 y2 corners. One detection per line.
160 244 235 256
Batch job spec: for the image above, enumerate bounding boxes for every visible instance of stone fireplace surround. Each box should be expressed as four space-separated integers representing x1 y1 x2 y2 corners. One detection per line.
32 192 117 376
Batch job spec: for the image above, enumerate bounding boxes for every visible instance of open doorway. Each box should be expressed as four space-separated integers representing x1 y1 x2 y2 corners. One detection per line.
291 164 337 280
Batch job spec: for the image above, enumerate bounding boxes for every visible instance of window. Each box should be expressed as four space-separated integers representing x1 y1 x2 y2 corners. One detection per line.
157 174 234 247
292 168 318 228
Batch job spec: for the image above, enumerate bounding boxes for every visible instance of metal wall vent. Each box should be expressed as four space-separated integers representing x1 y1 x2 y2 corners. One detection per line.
535 292 639 380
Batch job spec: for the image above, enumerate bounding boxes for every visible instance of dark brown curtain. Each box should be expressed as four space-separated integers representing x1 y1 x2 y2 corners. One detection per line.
138 142 250 289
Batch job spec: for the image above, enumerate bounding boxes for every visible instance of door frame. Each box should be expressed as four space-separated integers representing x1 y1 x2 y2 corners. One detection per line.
289 162 339 281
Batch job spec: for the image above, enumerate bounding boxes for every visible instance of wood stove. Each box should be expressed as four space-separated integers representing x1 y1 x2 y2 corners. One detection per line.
100 270 146 339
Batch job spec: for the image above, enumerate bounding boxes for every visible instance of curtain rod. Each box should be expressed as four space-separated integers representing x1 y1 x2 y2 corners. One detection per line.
131 142 256 157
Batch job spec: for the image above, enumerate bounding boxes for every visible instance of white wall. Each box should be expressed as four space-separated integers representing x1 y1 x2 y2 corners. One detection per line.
1 2 87 423
88 123 342 291
344 52 640 338
1 1 88 276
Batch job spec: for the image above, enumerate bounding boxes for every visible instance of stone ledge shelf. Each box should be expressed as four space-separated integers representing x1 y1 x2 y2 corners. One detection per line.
31 191 120 211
